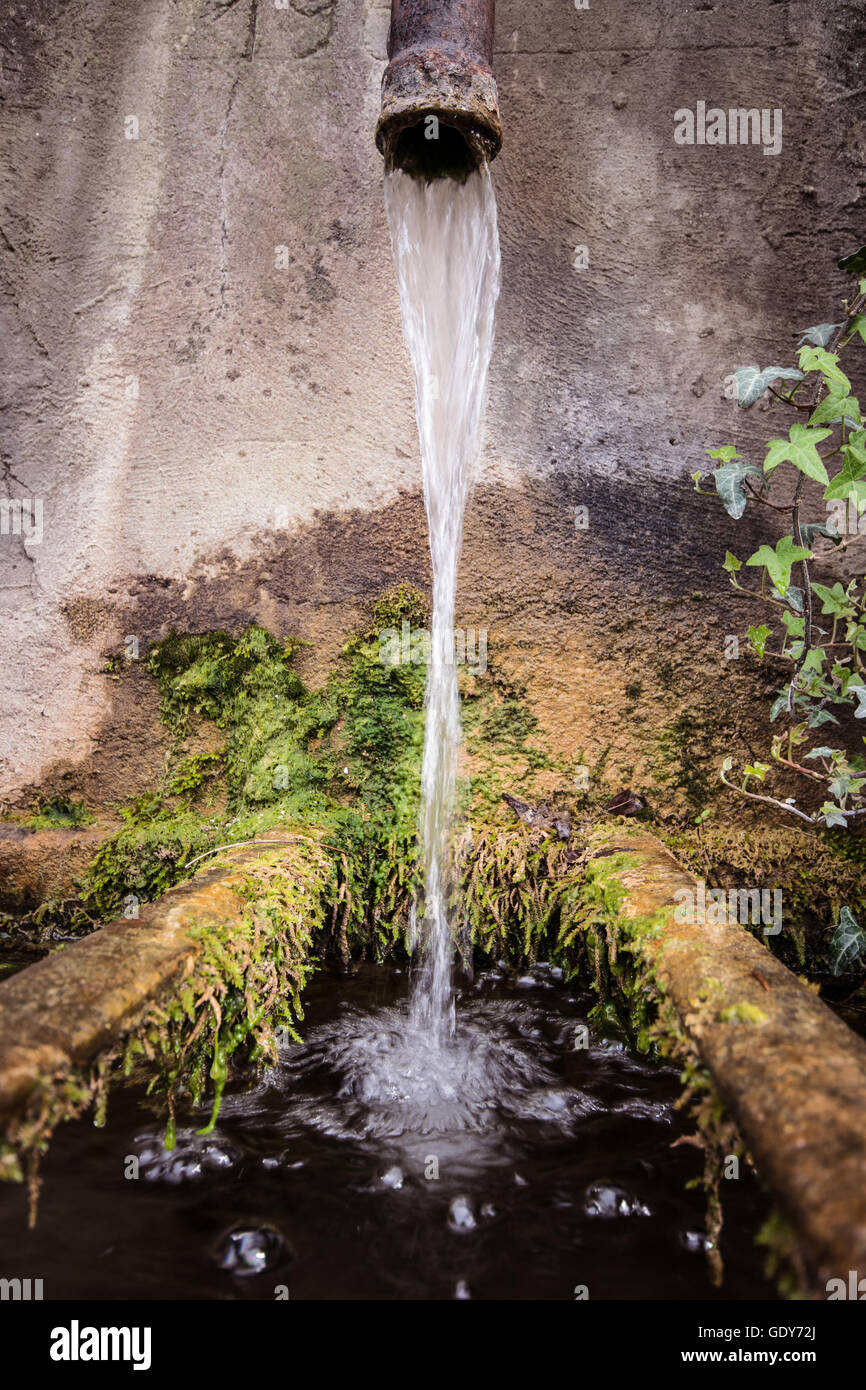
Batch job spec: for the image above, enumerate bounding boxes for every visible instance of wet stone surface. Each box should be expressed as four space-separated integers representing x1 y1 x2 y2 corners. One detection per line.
0 964 776 1300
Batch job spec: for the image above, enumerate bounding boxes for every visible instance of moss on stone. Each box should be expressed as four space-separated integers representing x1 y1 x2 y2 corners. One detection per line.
20 798 95 831
0 838 335 1213
719 1002 769 1026
35 592 429 941
659 820 866 973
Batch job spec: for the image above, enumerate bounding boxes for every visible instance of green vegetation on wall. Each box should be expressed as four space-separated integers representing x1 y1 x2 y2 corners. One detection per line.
82 586 431 954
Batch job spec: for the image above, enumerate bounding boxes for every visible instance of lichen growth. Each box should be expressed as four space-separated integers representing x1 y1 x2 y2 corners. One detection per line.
719 1002 768 1026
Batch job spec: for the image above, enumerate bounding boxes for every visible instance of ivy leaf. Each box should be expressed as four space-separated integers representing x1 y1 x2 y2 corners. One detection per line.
731 365 804 408
769 688 790 721
747 624 772 657
722 551 742 574
842 313 866 347
801 647 826 674
781 609 805 638
821 802 850 830
763 423 832 485
836 669 863 697
800 519 842 546
829 907 866 975
850 685 866 719
826 477 866 513
844 430 866 466
798 346 851 393
706 445 740 463
784 585 804 613
745 536 813 596
796 323 843 348
824 435 866 512
809 708 839 728
712 461 764 519
830 770 866 801
804 746 840 760
838 246 866 276
744 762 770 781
810 581 853 618
809 391 861 427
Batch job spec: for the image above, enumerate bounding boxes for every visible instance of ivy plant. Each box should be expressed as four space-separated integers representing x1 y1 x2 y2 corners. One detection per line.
693 247 866 830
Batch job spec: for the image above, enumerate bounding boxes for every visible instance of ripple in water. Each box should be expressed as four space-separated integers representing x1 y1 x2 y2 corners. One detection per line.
291 1001 582 1140
208 977 617 1167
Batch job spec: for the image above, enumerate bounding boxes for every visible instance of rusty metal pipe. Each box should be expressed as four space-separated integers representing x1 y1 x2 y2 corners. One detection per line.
376 0 502 181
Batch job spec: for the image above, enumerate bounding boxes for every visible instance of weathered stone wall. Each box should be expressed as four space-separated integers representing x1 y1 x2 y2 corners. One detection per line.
1 0 864 809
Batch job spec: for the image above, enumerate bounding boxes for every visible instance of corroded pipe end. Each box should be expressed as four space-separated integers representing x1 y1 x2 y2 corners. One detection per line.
376 6 502 181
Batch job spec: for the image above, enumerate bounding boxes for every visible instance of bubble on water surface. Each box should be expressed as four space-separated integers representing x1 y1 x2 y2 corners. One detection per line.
448 1195 476 1231
211 1224 288 1277
133 1130 243 1184
680 1229 713 1254
583 1182 652 1219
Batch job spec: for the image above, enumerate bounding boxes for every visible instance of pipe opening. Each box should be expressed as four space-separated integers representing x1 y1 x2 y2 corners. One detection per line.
385 117 485 182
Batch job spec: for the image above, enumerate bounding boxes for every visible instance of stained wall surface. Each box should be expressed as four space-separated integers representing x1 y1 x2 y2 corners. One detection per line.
1 0 864 805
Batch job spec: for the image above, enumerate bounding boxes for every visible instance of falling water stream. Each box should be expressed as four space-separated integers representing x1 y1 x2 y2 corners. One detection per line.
385 164 501 1047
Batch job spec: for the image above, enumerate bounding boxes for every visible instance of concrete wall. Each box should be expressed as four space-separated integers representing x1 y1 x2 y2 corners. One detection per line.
1 0 864 806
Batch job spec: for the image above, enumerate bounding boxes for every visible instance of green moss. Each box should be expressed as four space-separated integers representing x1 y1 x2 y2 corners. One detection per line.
22 798 95 831
557 848 669 1054
0 596 786 1282
658 821 866 972
654 713 716 810
461 669 571 819
131 842 332 1135
10 583 576 962
719 1002 768 1026
756 1209 809 1300
460 827 563 966
0 840 334 1209
69 594 430 934
80 592 564 952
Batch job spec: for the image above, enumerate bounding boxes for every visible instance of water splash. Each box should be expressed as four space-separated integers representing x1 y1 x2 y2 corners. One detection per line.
385 166 500 1046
